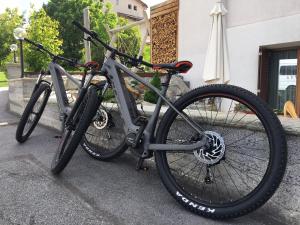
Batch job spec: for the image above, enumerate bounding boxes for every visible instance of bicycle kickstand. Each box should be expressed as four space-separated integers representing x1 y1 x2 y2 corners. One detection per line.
136 158 149 171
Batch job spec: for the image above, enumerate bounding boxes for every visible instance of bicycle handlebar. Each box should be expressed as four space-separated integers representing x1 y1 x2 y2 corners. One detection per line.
23 38 82 67
72 21 153 68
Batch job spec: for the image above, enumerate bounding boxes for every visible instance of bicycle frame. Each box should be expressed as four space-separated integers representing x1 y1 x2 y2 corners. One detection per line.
101 57 207 157
35 62 87 122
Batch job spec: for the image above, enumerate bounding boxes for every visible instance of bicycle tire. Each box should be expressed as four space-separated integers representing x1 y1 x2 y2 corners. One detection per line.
51 85 102 174
80 88 132 161
155 84 287 219
16 83 51 143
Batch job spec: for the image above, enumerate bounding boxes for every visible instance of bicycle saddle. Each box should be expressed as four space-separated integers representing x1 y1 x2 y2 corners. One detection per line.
153 61 193 74
84 61 100 69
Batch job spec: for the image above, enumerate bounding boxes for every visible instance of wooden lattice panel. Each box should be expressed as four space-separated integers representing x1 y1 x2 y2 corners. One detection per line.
150 0 179 64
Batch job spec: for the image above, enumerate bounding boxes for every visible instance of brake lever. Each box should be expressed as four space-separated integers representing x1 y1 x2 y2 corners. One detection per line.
90 30 98 38
130 55 144 69
136 66 145 72
37 43 44 49
35 47 44 54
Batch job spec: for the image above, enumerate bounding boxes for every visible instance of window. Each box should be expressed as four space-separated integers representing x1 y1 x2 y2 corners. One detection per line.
134 5 137 11
280 65 297 76
258 48 300 115
128 4 132 9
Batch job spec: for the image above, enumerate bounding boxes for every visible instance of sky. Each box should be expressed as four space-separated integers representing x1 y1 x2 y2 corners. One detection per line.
0 0 46 14
0 0 166 15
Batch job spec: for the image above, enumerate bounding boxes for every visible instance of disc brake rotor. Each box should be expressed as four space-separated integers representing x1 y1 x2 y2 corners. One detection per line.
193 131 225 165
93 109 109 130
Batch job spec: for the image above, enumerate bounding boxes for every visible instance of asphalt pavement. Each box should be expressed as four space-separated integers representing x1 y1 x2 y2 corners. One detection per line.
0 88 289 225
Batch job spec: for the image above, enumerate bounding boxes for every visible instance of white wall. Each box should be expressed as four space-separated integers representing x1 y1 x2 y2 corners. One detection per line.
178 0 300 93
178 0 217 87
226 0 300 28
227 13 300 93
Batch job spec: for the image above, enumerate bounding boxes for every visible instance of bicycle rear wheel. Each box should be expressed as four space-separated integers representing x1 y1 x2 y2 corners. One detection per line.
16 83 51 143
155 84 287 219
80 87 130 160
51 86 102 174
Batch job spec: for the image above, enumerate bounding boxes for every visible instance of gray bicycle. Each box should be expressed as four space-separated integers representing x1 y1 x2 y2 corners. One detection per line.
51 21 287 220
15 38 127 160
15 38 84 143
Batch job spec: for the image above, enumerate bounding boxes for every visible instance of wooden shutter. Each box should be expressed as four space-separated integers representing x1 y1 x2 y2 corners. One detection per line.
257 48 271 101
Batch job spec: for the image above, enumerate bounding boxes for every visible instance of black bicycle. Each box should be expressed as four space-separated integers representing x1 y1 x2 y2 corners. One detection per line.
51 21 287 219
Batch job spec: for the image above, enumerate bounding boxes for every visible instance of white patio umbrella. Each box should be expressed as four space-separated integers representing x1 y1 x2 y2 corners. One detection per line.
203 1 230 84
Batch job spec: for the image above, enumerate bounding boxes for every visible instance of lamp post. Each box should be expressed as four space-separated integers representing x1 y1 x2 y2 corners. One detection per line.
10 44 18 63
13 27 26 78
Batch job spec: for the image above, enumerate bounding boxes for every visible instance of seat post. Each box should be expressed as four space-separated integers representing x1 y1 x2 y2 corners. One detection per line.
159 73 173 98
164 72 174 86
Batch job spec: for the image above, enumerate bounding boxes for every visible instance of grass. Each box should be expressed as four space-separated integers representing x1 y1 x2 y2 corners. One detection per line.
0 71 8 87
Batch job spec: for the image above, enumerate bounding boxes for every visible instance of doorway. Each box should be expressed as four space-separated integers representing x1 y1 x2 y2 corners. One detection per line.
258 47 300 115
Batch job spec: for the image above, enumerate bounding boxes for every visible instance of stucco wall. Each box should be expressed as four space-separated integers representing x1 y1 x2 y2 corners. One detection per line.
226 0 300 28
177 0 217 87
227 13 300 93
178 0 300 92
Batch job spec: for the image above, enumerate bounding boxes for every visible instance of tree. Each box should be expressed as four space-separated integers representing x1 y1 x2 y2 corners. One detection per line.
143 44 151 63
24 8 63 71
0 8 23 69
44 0 141 64
116 17 141 66
89 2 118 63
44 0 117 64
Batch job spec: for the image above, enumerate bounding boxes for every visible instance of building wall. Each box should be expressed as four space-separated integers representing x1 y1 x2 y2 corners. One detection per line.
178 0 300 93
226 0 300 28
227 14 300 93
104 0 146 19
178 0 217 87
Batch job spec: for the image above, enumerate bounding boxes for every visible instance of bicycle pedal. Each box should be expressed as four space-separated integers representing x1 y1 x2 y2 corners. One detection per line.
136 158 149 171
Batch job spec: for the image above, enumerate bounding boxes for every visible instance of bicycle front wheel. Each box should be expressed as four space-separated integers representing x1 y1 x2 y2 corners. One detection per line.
16 83 51 143
51 86 102 174
155 84 287 219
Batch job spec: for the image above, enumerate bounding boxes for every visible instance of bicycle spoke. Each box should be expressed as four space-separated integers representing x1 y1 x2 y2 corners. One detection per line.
211 166 221 202
159 88 281 209
225 161 259 188
216 165 232 202
225 157 264 174
222 162 242 197
212 97 223 126
226 131 257 146
227 148 267 162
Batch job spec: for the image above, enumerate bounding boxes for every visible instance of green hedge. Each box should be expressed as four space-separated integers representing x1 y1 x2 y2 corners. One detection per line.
144 74 161 104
